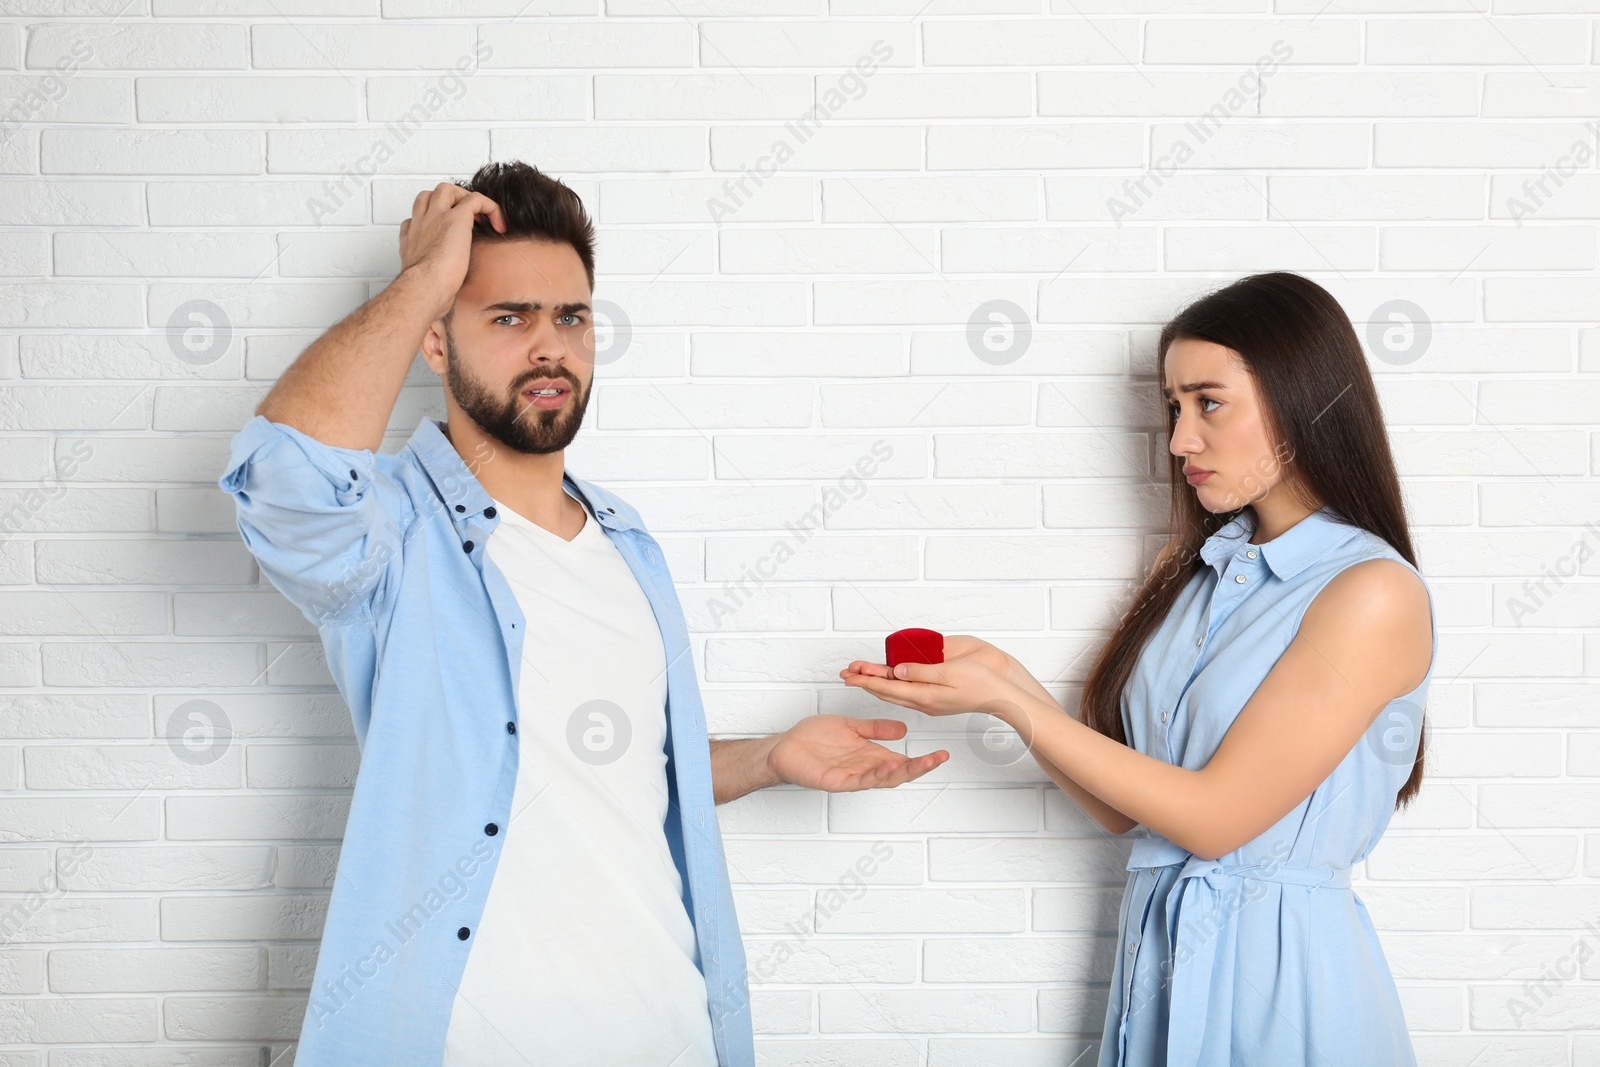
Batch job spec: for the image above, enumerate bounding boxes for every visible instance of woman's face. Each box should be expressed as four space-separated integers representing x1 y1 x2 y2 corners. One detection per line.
1162 338 1293 514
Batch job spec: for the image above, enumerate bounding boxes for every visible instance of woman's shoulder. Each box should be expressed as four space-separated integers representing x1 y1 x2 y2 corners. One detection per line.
1315 555 1430 618
1301 548 1435 696
1318 523 1431 603
1302 515 1431 617
1290 516 1428 593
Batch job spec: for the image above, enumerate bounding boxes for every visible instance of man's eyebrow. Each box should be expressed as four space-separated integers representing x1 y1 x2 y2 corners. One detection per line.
1161 379 1229 397
482 301 591 314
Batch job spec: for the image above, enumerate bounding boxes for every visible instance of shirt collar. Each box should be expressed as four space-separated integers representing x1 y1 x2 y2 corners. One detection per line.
1199 505 1360 581
405 417 647 534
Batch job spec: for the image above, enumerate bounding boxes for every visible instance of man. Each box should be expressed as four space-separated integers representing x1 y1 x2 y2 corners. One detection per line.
217 160 949 1066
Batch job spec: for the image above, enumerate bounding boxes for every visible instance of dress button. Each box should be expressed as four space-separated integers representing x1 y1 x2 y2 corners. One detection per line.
457 927 470 940
1246 550 1258 559
1235 574 1246 584
455 504 465 513
463 540 474 553
348 469 357 479
506 722 516 735
484 506 497 518
484 822 498 836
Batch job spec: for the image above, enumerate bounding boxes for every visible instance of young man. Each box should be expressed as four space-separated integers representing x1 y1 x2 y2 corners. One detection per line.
218 161 950 1066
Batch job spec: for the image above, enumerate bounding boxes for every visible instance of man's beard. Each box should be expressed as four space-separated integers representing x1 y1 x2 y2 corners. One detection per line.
443 322 590 455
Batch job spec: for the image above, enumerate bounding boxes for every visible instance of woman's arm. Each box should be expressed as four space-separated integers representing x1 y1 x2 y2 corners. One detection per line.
996 559 1432 859
849 636 1138 836
1002 661 1139 836
1024 733 1141 837
849 559 1431 860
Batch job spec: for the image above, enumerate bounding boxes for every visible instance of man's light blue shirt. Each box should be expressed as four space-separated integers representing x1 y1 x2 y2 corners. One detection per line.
218 412 755 1066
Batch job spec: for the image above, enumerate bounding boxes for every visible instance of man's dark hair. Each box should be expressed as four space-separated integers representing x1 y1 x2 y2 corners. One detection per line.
454 160 596 291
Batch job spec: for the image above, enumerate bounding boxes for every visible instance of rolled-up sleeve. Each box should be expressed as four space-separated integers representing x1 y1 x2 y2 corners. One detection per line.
218 414 410 628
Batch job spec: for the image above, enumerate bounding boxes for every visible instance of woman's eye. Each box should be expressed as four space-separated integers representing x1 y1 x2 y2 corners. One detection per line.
1199 397 1220 413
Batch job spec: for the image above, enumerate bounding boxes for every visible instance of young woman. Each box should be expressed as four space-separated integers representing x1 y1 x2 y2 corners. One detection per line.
842 271 1434 1066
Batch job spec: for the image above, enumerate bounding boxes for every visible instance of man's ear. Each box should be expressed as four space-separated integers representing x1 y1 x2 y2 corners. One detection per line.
420 314 450 375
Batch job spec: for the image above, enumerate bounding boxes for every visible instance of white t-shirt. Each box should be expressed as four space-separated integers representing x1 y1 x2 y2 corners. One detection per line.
441 486 718 1067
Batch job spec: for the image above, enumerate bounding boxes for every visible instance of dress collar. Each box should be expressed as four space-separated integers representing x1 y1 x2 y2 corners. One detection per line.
1199 505 1361 581
404 416 646 534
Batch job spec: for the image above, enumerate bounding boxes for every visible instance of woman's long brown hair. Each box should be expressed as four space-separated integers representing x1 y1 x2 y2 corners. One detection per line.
1077 271 1427 810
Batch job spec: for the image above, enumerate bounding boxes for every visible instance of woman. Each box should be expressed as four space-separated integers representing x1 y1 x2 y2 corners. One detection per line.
842 271 1434 1066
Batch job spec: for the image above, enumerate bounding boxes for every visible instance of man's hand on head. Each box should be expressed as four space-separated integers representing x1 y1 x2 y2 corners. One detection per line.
398 182 507 321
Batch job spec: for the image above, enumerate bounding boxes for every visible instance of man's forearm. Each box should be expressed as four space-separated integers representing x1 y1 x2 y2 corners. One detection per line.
708 737 782 805
255 267 447 452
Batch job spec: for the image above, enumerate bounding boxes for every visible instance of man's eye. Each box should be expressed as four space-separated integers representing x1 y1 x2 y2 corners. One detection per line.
557 313 580 326
493 315 519 327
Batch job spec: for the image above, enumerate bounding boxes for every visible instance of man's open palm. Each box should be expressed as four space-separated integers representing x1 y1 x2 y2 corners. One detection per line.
767 714 949 792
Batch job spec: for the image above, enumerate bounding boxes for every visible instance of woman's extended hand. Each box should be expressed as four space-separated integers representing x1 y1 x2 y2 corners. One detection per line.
844 633 1014 682
840 651 1022 720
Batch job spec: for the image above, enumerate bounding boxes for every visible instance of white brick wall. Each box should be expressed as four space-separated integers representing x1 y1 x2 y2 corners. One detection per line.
1 4 1597 1065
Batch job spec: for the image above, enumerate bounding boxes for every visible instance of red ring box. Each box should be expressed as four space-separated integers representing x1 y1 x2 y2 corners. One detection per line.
886 628 944 668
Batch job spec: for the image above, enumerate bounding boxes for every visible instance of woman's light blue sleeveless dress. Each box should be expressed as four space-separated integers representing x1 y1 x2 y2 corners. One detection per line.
1097 505 1435 1067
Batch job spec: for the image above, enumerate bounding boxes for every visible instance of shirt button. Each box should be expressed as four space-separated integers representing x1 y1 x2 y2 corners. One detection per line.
484 507 497 518
1246 550 1258 559
1196 636 1203 647
348 468 357 479
484 823 498 836
455 504 465 513
1128 942 1137 953
463 540 474 553
1161 711 1168 722
1235 574 1246 584
506 722 516 735
457 927 470 940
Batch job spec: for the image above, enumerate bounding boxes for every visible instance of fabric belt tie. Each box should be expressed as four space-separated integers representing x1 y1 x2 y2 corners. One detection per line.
1120 835 1352 1067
